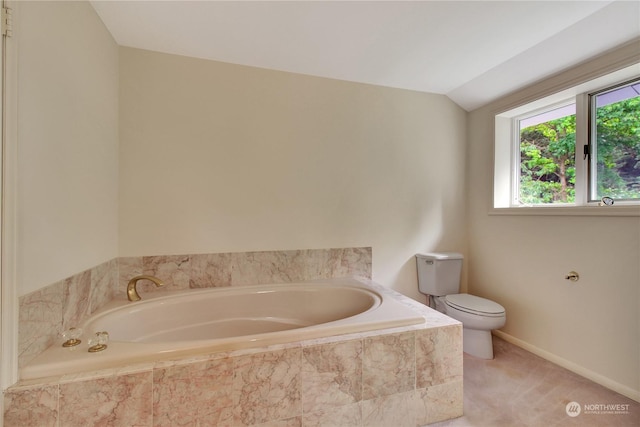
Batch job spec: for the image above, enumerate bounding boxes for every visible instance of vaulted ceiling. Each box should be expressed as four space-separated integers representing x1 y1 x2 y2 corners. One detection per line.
91 1 640 111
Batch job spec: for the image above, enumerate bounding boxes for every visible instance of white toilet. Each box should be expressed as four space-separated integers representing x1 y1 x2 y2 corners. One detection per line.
416 252 506 359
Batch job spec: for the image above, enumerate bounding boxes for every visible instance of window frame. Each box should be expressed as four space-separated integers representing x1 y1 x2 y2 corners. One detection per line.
512 98 577 207
587 77 640 204
493 63 640 216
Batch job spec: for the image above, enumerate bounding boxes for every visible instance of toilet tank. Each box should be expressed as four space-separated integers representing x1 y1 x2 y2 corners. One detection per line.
415 252 463 296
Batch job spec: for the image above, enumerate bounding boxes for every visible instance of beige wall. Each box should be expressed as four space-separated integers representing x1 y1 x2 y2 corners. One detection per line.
16 1 119 296
466 43 640 399
118 47 468 300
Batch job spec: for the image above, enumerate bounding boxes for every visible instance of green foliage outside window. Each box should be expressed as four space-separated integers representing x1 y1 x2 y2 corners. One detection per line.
520 115 576 204
594 96 640 200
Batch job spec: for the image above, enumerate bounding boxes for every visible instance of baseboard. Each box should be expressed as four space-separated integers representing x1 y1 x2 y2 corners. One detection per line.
492 330 640 403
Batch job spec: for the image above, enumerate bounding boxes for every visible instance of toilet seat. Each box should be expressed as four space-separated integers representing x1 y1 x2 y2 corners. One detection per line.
445 293 505 317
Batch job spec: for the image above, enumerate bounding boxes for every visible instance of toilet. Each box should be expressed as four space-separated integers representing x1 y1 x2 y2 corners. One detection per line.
415 252 506 359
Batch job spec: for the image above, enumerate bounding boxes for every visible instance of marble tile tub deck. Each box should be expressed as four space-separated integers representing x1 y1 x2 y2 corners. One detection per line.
4 281 464 426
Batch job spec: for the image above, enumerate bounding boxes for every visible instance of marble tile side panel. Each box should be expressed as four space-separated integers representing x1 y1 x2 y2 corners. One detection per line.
294 248 372 282
89 258 118 314
3 385 59 427
189 252 235 288
230 250 308 286
18 281 64 368
416 324 463 388
119 248 371 292
415 380 464 425
249 416 303 427
234 348 302 426
62 269 92 331
230 248 371 286
302 403 362 427
153 358 235 426
362 332 415 400
143 254 191 292
301 340 363 413
361 390 417 427
326 247 372 279
58 371 153 427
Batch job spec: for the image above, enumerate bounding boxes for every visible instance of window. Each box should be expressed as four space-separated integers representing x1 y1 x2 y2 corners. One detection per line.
589 79 640 202
494 64 640 212
517 102 577 204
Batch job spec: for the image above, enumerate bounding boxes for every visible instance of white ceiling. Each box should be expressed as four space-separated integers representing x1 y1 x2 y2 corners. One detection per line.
91 0 640 111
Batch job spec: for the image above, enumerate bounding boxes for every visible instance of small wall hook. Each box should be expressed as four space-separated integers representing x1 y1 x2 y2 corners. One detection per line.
565 271 579 282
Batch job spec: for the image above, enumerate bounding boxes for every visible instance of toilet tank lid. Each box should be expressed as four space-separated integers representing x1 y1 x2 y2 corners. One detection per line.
415 252 463 260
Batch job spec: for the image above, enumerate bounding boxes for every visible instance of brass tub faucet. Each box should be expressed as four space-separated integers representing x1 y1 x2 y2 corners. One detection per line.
127 275 165 301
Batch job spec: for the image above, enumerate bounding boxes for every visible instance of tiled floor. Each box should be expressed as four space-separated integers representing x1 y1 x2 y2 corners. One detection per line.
431 336 639 427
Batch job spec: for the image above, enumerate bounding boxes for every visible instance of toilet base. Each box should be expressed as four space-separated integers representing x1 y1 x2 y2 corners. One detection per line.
463 328 495 359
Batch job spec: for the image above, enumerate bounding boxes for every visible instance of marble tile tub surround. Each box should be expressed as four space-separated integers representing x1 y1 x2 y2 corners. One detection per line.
5 287 463 427
117 247 372 295
17 259 119 370
18 247 372 370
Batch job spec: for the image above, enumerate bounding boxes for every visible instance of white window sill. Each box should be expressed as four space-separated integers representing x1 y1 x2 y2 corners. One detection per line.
490 205 640 217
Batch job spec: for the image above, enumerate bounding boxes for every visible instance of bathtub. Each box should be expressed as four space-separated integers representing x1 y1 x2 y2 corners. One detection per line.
21 279 425 380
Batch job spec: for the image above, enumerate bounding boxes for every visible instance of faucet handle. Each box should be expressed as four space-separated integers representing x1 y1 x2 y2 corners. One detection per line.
88 331 109 353
61 327 83 347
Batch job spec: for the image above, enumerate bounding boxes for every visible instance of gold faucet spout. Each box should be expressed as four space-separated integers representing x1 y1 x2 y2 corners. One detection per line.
127 275 164 301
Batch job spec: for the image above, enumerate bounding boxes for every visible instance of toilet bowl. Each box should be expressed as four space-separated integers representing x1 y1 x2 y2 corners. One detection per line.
438 293 505 359
415 252 506 359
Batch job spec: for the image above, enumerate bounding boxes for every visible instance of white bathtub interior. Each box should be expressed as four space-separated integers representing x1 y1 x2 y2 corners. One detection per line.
21 279 426 380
